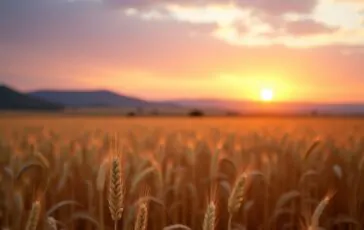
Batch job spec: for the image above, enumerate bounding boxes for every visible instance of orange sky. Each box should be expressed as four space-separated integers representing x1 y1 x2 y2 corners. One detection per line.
1 0 364 102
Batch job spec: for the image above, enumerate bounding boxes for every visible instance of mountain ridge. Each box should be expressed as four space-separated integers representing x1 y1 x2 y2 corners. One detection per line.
29 90 152 108
28 89 182 110
0 85 64 110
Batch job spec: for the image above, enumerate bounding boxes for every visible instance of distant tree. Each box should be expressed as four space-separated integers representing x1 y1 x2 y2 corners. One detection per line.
226 111 240 116
136 107 144 115
126 111 136 117
188 109 204 117
151 109 159 116
311 110 319 116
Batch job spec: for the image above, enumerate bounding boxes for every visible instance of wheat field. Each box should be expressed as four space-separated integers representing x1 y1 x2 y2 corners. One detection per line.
1 115 364 230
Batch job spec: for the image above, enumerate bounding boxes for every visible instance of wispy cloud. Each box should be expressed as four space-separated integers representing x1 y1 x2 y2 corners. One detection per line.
113 0 364 47
283 19 339 36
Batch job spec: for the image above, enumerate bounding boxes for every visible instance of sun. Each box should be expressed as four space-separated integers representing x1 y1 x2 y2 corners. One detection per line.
260 88 274 102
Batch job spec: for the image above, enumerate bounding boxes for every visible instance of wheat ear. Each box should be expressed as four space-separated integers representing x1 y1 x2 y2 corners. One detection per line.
203 201 216 230
228 173 246 230
108 156 124 230
134 200 149 230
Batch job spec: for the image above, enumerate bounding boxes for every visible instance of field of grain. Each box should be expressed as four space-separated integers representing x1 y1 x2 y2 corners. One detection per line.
1 115 364 230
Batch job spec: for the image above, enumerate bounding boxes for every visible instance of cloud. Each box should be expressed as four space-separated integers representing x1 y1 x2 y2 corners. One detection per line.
333 0 364 3
283 19 339 36
105 0 318 16
236 0 318 15
1 0 364 49
119 0 364 47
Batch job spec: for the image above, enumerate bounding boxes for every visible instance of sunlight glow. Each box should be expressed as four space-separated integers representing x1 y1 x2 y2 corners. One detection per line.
260 88 274 102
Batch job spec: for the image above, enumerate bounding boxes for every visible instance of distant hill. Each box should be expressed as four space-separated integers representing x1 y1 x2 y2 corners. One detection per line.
167 99 364 115
7 86 364 115
28 90 154 108
28 90 184 111
0 85 63 110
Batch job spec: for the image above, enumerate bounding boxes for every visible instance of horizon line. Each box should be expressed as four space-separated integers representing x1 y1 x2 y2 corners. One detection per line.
3 83 364 105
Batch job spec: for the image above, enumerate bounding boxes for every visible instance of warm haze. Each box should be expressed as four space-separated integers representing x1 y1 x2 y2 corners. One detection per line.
1 0 364 103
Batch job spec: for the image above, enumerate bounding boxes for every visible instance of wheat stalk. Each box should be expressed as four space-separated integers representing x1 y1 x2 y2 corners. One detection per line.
97 159 108 230
46 217 58 230
97 159 108 192
33 151 50 169
108 155 124 230
25 201 41 230
228 173 246 230
333 164 343 180
303 139 320 160
309 191 336 229
203 201 216 230
275 190 300 210
134 200 149 230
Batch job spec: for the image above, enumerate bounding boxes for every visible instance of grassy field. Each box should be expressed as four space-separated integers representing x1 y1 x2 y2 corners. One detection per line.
1 115 364 230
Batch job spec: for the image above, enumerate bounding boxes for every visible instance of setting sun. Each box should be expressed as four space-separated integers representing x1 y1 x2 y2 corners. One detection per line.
260 88 274 101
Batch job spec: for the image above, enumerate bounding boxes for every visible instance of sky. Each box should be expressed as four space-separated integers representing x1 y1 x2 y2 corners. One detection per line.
0 0 364 102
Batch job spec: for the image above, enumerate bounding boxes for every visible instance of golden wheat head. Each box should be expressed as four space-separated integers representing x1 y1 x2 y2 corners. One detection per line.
108 155 124 221
134 200 149 230
228 173 246 214
203 201 216 230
